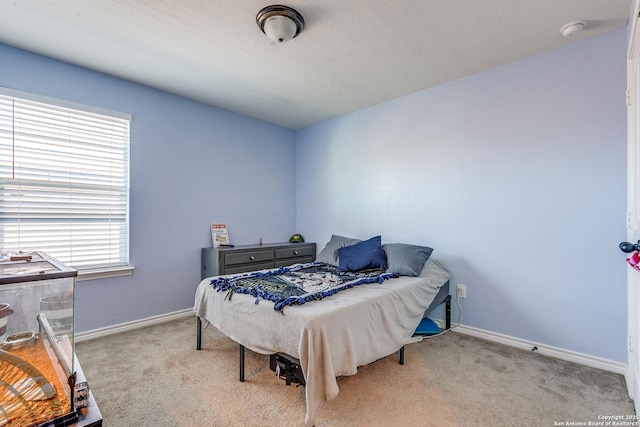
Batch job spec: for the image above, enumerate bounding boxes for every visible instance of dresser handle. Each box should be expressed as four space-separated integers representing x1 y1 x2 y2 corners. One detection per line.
293 250 299 255
249 256 255 261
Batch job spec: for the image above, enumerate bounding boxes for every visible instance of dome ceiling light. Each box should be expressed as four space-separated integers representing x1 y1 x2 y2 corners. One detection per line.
256 5 305 43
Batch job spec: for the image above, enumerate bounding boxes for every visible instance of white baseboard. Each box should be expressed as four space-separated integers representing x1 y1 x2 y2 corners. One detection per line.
440 321 626 375
78 310 626 376
75 308 194 343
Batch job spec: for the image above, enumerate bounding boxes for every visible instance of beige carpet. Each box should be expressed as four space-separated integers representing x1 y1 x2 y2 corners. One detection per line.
75 316 634 426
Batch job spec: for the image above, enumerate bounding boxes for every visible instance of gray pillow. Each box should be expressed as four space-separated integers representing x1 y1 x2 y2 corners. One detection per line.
383 243 433 277
316 235 362 266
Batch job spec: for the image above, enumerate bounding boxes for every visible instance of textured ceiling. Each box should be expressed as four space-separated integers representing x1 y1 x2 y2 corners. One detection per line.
0 0 631 129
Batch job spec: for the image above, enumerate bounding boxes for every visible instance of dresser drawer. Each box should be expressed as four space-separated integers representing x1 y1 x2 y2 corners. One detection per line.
274 256 314 268
275 246 314 260
225 261 275 275
225 250 273 266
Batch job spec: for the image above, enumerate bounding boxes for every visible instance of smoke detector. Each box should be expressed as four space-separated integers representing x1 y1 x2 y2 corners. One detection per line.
560 20 586 37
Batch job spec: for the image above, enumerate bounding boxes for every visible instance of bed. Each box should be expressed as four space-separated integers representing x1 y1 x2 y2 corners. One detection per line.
193 235 451 426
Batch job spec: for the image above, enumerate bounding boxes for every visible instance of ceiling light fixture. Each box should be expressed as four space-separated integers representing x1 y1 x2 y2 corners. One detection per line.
256 5 305 43
560 20 586 37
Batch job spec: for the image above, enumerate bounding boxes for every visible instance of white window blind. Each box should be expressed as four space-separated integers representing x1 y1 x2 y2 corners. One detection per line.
0 88 131 273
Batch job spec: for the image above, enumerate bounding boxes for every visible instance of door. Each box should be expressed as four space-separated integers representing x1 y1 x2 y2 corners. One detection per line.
627 0 640 407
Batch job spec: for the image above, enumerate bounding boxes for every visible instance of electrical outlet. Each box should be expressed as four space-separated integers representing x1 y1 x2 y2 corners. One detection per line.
456 284 467 299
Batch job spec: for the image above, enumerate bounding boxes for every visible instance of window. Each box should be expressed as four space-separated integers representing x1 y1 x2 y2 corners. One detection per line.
0 88 132 279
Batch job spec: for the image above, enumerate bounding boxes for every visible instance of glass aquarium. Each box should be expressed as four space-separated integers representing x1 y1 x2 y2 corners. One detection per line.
0 251 85 427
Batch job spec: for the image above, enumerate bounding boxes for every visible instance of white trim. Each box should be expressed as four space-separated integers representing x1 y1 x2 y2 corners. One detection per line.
77 310 626 375
628 0 640 412
77 266 135 281
629 0 640 61
453 323 626 375
75 308 193 343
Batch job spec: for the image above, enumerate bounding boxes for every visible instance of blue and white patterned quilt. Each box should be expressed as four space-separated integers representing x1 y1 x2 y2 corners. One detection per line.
209 262 398 311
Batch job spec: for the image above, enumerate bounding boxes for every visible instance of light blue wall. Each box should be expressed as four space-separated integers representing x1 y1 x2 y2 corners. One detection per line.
296 29 628 362
1 27 629 363
0 43 297 331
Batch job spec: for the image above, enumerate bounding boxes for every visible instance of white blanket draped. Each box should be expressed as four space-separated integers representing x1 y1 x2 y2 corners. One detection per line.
194 259 450 426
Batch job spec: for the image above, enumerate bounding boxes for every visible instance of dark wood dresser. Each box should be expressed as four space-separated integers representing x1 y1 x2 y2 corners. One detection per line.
201 242 316 279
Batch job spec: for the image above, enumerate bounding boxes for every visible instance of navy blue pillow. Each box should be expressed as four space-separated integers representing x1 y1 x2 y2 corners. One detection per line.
337 235 387 272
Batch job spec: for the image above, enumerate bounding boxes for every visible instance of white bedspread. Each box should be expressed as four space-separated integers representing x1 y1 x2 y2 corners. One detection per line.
193 258 450 426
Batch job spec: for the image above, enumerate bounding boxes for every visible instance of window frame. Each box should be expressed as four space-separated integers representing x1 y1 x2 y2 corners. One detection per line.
0 87 133 281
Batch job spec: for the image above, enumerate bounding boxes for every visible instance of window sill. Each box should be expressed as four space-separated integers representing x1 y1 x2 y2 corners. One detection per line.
77 266 135 281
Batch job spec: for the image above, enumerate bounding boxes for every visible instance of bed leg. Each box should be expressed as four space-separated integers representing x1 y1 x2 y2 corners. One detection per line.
239 344 245 382
445 295 451 330
398 346 405 365
196 317 202 350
